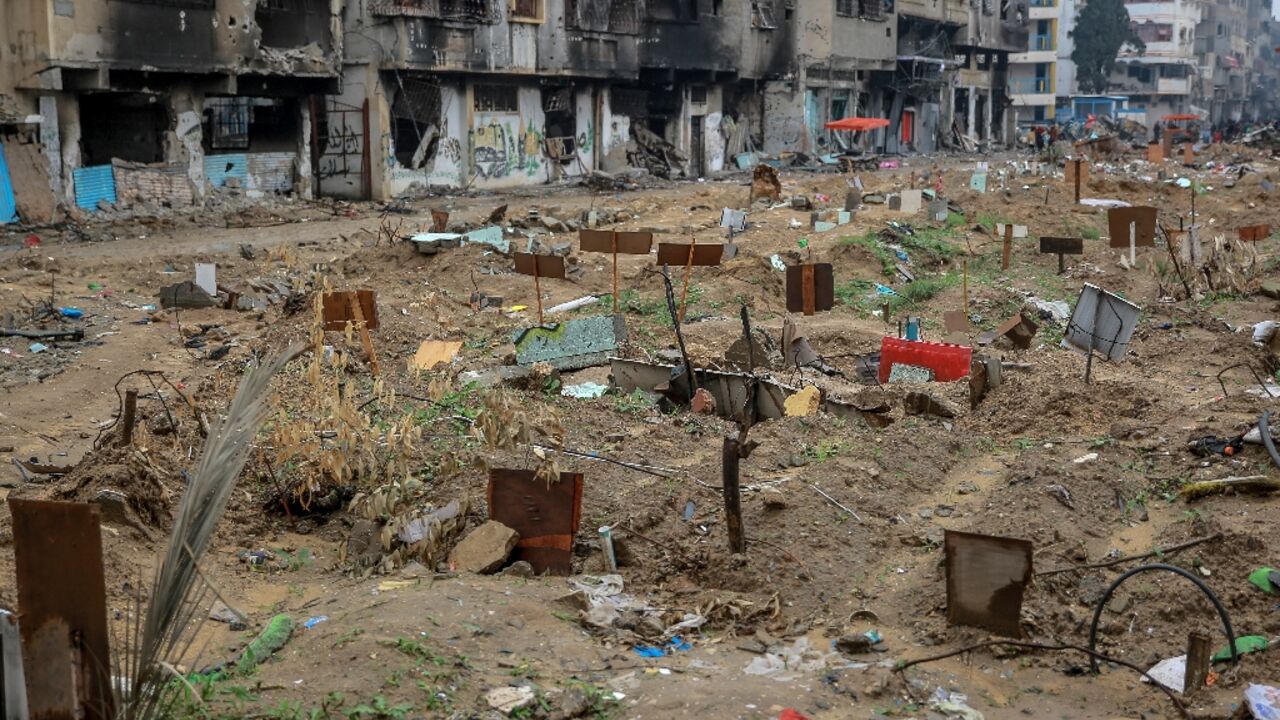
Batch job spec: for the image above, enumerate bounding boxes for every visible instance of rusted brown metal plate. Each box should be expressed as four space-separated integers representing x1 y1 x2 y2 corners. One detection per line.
579 229 654 255
9 499 113 720
1039 236 1084 255
512 253 567 279
656 242 724 266
1107 206 1157 248
321 290 379 331
944 529 1033 638
1239 224 1272 242
785 263 834 315
1064 158 1087 185
486 469 583 575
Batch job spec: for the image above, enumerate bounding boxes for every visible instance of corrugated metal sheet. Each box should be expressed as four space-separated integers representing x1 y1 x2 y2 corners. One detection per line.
73 165 117 212
0 145 16 224
204 153 249 188
246 152 295 193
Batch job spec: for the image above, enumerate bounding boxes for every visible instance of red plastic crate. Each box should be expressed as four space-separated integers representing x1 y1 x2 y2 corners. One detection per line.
878 336 972 383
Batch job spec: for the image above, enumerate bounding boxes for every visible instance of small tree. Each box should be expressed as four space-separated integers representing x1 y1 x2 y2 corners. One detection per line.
1069 0 1145 94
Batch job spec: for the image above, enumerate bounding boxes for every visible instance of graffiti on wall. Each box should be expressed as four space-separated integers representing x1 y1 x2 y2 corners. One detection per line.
469 117 544 180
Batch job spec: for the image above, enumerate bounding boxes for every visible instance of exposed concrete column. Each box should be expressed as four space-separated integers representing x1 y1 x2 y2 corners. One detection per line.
168 83 206 203
967 86 977 140
984 89 994 143
57 94 81 208
38 96 63 200
297 99 314 200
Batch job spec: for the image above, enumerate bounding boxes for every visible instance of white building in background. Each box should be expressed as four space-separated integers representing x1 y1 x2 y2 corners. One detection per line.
1111 0 1204 123
1008 0 1064 127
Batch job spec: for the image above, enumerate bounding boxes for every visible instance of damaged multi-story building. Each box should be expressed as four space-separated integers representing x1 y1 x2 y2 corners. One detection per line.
1 0 1030 217
0 0 343 223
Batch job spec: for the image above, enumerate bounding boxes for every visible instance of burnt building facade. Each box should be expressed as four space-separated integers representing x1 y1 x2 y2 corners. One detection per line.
0 0 342 222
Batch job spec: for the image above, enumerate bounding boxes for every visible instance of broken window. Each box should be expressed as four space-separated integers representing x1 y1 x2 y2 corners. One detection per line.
474 84 518 113
837 0 883 20
117 0 215 7
542 87 577 163
368 0 496 22
1131 21 1173 42
80 93 168 165
510 0 544 21
690 86 708 105
202 97 299 153
565 0 641 32
391 76 443 169
752 0 778 27
205 97 250 149
836 0 855 16
646 0 698 22
255 0 330 48
610 88 649 118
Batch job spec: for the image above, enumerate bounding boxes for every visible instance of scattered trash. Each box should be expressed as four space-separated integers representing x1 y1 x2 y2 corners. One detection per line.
1143 654 1189 693
1072 452 1098 464
931 688 984 720
561 382 609 399
1190 435 1244 457
1213 635 1269 663
28 343 47 354
486 686 537 714
546 295 600 315
743 637 842 681
769 254 786 272
1249 567 1279 594
58 307 83 319
1245 684 1280 719
303 616 328 630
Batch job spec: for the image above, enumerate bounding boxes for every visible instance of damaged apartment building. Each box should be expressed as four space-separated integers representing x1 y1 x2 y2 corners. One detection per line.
0 0 342 224
1 0 1029 216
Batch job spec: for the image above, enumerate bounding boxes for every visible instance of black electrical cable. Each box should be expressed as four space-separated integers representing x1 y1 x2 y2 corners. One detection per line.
1259 410 1280 470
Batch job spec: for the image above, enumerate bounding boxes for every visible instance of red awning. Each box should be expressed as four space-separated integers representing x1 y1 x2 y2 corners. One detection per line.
824 117 891 132
1161 114 1200 122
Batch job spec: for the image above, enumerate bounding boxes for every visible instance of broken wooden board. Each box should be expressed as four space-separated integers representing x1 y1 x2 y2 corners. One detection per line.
945 529 1033 638
9 499 114 720
487 469 583 575
1107 206 1157 248
655 242 724 266
785 263 834 315
1039 236 1084 256
321 290 379 331
513 253 567 279
410 340 462 371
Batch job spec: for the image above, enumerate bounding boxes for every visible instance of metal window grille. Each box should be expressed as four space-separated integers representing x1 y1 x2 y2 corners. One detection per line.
474 84 518 112
836 0 856 16
207 97 250 149
511 0 540 18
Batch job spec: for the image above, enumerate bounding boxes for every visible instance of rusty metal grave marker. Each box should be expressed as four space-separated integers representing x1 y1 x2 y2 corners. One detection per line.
9 499 114 720
430 209 449 232
656 241 724 322
513 253 567 325
579 229 654 314
487 469 583 575
1039 236 1084 274
1107 206 1157 266
944 529 1034 638
321 290 380 376
1239 224 1272 242
977 312 1038 349
785 263 834 316
1065 158 1087 204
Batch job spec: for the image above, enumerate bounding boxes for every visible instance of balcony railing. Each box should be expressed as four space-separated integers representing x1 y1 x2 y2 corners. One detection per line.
1009 76 1052 93
1030 33 1055 50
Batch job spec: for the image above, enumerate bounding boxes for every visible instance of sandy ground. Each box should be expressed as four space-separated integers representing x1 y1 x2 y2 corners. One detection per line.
2 145 1280 719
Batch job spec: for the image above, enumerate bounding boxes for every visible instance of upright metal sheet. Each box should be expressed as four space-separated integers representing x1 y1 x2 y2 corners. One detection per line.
1107 206 1157 248
204 153 250 188
785 263 834 315
579 229 653 255
513 253 567 279
321 290 379 331
656 242 724 266
1239 224 1272 242
487 469 583 575
0 145 15 224
9 499 113 720
944 530 1033 638
72 165 117 212
1063 283 1141 362
1039 237 1084 255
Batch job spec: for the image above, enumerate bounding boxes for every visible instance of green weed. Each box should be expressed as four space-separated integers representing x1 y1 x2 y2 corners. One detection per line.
612 389 655 415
